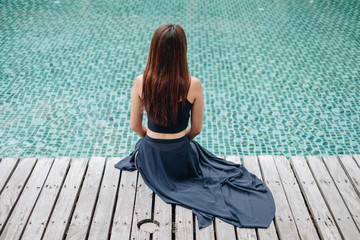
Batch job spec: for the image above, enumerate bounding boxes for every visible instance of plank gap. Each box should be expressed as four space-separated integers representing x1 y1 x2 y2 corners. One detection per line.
19 158 55 240
233 225 238 240
151 192 156 220
288 157 322 239
212 219 217 240
62 159 89 239
107 168 122 240
149 192 156 240
193 213 196 240
85 158 107 239
269 203 280 240
40 158 71 239
129 171 139 240
172 204 175 240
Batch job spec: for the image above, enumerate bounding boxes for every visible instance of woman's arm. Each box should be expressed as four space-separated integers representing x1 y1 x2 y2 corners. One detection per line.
130 75 148 138
186 78 203 141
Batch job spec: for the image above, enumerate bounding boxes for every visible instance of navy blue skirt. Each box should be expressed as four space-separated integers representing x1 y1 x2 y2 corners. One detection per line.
114 134 275 229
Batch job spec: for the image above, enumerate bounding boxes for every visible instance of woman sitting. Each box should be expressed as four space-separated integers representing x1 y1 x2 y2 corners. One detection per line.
115 24 275 229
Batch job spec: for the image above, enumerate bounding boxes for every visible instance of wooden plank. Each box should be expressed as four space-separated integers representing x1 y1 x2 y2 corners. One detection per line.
243 156 277 240
290 156 341 240
237 227 257 240
88 157 120 240
66 157 106 240
131 174 154 240
0 157 18 193
195 217 215 240
322 156 360 230
22 157 70 239
353 155 360 167
110 170 137 240
42 158 88 240
338 155 360 197
153 194 172 240
175 205 193 239
258 155 300 240
0 157 37 232
0 158 54 240
242 156 262 181
226 156 257 240
215 218 236 240
307 155 359 239
273 156 319 240
225 155 242 164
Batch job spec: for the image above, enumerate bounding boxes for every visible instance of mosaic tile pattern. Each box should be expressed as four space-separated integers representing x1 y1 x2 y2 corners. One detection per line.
0 0 359 157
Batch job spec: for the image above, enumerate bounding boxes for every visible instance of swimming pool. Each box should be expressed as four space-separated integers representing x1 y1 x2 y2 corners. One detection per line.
0 0 359 157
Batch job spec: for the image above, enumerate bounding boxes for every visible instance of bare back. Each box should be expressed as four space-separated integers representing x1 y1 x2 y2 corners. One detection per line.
131 75 203 140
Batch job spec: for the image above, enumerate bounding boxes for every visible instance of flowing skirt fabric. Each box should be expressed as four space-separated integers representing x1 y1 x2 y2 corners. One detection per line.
114 134 275 229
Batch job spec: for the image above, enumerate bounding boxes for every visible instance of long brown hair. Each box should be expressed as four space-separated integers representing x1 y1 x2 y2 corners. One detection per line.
142 24 190 127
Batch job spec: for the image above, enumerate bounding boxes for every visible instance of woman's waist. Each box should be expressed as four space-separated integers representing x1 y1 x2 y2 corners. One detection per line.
146 129 187 140
143 131 191 152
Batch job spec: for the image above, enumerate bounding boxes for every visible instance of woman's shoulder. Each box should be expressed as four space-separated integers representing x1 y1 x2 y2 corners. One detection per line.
133 74 144 97
134 74 144 87
190 76 202 91
187 76 202 103
190 76 201 85
135 74 143 83
189 76 202 90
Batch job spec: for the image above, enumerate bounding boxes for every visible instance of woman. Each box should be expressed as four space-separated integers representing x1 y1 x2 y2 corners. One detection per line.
115 24 275 229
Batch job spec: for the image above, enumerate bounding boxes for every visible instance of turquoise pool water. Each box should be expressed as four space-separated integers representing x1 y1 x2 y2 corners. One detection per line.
0 0 359 157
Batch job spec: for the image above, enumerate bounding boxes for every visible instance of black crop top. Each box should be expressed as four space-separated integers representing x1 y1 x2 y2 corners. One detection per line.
147 99 193 133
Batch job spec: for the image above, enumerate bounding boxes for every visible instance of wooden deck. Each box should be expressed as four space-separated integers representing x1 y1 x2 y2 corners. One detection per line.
0 155 359 240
